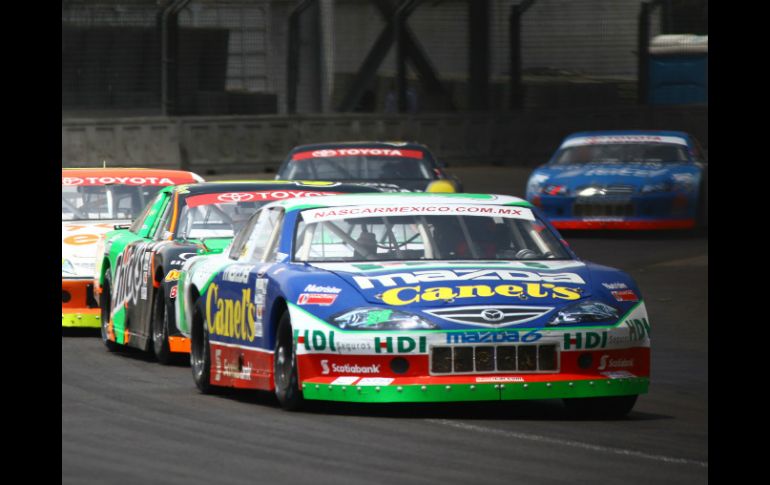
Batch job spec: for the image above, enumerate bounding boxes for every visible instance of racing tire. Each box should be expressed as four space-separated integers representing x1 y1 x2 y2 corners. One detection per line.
273 312 304 411
151 287 174 365
190 298 217 394
563 394 638 419
99 269 120 352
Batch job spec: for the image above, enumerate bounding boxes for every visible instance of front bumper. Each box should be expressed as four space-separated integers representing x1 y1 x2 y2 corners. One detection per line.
550 218 695 230
534 192 696 230
300 374 649 403
62 279 101 328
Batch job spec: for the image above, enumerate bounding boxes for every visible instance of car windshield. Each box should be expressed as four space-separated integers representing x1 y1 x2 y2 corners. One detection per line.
62 185 162 221
293 205 570 262
282 150 433 181
553 143 689 165
176 195 270 240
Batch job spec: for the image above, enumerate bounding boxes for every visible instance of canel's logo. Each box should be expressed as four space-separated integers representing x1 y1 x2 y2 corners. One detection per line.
321 359 330 375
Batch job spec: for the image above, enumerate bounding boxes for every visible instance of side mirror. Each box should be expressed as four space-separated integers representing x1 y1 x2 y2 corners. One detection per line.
114 223 132 230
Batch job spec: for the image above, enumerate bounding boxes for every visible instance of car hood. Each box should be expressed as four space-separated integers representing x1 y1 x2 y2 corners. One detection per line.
284 260 644 330
531 162 697 189
62 220 128 278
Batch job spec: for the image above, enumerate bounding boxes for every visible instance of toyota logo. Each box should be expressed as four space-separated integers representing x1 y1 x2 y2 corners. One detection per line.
480 309 505 322
217 192 255 202
62 177 84 186
312 149 337 157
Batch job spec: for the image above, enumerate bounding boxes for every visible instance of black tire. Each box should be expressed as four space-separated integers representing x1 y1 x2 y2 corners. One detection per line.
100 269 120 352
151 286 174 365
563 394 638 419
273 312 304 411
190 298 216 394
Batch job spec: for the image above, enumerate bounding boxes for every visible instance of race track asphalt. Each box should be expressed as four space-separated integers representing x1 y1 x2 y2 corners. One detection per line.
62 167 708 484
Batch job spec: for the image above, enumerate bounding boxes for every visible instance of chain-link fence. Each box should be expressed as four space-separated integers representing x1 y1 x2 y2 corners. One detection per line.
62 0 707 117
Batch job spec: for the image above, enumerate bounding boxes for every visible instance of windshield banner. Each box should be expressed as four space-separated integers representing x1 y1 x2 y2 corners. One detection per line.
302 204 536 223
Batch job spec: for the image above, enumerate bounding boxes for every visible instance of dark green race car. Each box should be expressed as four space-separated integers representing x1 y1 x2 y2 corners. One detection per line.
94 180 383 364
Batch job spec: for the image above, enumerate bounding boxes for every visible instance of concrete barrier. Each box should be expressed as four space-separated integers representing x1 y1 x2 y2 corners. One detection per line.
62 106 707 173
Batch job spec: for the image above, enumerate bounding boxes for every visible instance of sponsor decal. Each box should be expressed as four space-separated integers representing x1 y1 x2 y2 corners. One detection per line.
475 376 524 383
169 252 197 266
597 355 634 370
601 370 636 379
63 234 100 246
297 330 337 352
165 270 181 282
112 243 158 312
562 135 688 147
580 168 668 178
380 283 581 306
222 265 254 284
186 191 340 208
374 336 427 354
205 282 258 342
602 282 628 290
212 349 253 381
303 204 535 223
625 317 651 342
353 269 585 289
321 361 382 375
298 293 338 306
357 378 395 386
169 285 178 299
611 289 638 302
62 176 177 186
562 331 608 350
303 284 342 294
291 148 424 160
331 376 360 385
446 330 543 344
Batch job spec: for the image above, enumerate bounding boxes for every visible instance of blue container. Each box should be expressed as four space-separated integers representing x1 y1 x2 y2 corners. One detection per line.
648 35 708 105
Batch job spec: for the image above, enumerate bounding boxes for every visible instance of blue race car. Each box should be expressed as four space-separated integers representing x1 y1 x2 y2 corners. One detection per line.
175 193 650 417
526 130 708 230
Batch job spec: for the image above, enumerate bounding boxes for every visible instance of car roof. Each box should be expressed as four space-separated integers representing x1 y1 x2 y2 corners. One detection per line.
62 168 203 185
288 141 430 152
167 180 384 195
560 130 693 148
272 192 532 211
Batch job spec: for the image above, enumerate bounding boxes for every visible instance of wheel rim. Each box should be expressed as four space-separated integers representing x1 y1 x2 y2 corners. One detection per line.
191 313 206 381
101 273 112 343
153 291 166 354
275 335 293 391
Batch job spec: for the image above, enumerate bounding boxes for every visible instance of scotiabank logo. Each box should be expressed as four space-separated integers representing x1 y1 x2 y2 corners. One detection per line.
320 360 382 375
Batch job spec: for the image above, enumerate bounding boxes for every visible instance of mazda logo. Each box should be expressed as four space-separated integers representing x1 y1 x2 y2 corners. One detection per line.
217 192 255 202
480 309 504 322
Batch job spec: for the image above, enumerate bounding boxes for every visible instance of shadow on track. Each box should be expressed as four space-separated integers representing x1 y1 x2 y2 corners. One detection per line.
212 387 672 422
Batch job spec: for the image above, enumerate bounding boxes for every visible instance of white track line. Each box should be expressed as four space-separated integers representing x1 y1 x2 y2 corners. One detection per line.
426 419 707 468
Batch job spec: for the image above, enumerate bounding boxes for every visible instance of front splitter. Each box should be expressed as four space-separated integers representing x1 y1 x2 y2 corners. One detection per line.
300 376 649 403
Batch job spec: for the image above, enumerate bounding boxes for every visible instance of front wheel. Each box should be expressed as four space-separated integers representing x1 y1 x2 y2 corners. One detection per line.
563 395 638 419
100 269 119 352
273 313 304 411
190 298 216 394
151 287 174 365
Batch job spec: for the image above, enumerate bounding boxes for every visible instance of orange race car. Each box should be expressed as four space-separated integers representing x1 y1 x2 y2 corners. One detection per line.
62 168 203 328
